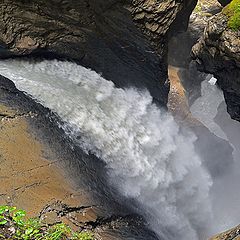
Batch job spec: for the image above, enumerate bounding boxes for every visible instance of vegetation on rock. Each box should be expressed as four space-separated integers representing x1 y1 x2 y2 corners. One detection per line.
0 206 94 240
224 0 240 30
193 0 220 14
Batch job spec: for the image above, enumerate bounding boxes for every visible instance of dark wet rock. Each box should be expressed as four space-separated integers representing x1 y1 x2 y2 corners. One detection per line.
169 0 222 68
168 1 222 106
218 0 232 6
129 0 198 55
192 12 240 122
0 0 199 106
0 0 166 106
178 64 208 106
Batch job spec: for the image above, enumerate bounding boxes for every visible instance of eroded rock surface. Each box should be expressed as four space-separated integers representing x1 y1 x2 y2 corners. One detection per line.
168 0 223 109
192 11 240 121
128 0 197 54
210 225 240 240
0 0 200 106
169 0 222 68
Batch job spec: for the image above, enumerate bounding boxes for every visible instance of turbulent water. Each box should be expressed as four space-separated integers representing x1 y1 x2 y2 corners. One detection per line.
0 59 213 240
190 76 228 140
190 76 240 233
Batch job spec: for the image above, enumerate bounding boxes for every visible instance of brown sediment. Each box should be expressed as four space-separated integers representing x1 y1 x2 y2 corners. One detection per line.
0 103 96 224
0 75 159 239
167 65 202 127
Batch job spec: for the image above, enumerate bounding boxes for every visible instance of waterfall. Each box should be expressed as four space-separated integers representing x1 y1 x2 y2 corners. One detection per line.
190 76 228 140
190 75 240 233
0 59 213 240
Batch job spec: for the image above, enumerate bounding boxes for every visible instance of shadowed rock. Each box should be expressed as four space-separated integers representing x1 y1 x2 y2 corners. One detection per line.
192 11 240 122
218 0 232 6
0 0 200 106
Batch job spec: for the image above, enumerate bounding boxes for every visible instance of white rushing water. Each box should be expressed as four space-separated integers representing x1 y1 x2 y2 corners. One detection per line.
190 76 240 233
190 76 227 140
0 59 213 240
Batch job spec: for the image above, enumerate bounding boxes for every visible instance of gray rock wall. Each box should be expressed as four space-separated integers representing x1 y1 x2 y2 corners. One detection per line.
0 0 198 106
192 13 240 122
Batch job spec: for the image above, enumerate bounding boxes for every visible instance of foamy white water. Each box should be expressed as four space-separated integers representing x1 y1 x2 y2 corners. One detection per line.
0 59 213 240
190 75 240 234
190 76 227 140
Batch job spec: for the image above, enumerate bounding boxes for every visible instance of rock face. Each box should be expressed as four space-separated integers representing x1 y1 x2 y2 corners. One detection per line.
169 0 224 67
168 1 235 177
0 0 198 106
192 12 240 122
168 0 222 105
129 0 197 54
210 224 240 240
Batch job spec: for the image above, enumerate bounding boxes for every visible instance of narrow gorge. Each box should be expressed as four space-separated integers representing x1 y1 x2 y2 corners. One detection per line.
0 0 239 240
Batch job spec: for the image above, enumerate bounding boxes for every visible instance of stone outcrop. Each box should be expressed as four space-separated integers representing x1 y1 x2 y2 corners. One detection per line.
210 224 240 240
192 11 240 122
128 0 197 55
0 0 199 106
169 0 222 68
168 0 223 108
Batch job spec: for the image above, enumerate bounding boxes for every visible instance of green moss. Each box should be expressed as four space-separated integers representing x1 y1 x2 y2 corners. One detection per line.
223 0 240 31
0 205 94 240
193 3 202 13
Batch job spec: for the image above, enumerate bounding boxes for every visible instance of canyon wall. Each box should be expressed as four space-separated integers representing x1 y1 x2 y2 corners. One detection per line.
192 11 240 122
0 0 198 106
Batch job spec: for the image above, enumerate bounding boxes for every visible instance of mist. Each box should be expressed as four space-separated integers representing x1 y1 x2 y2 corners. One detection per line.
191 76 240 234
0 59 239 239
